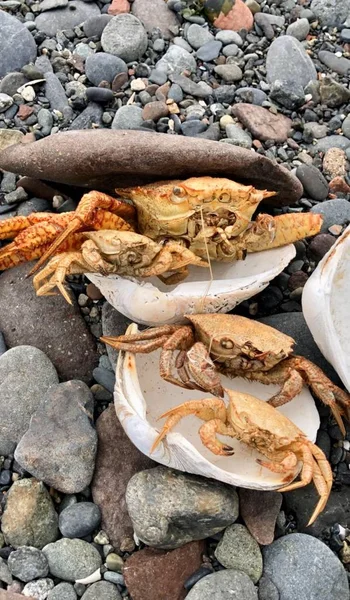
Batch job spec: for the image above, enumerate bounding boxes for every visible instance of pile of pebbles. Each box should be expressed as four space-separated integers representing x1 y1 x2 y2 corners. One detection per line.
0 0 350 597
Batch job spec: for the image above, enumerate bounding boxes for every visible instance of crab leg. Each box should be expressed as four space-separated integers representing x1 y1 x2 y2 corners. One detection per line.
28 192 136 275
150 397 229 453
0 212 61 240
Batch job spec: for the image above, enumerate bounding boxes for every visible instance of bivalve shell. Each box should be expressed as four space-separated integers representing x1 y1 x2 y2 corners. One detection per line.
114 324 320 490
302 225 350 392
88 244 296 326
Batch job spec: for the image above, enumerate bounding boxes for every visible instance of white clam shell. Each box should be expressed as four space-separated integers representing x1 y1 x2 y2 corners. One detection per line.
114 324 320 490
88 244 296 326
302 224 350 392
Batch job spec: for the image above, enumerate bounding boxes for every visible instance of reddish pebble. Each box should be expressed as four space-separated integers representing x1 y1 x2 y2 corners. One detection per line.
308 233 336 261
239 489 282 545
111 72 128 91
86 283 103 300
108 0 130 15
214 0 253 31
17 105 35 120
329 176 350 195
123 541 205 600
288 270 308 291
142 101 169 121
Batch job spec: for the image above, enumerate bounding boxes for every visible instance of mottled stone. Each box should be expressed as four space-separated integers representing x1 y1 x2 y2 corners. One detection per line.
0 263 98 383
2 479 58 549
15 381 97 494
239 489 282 545
92 405 155 551
232 104 292 143
8 547 49 582
311 0 350 26
131 0 179 39
123 542 204 600
0 131 302 205
101 14 148 62
126 466 239 549
323 148 347 179
186 570 258 599
43 539 102 582
215 524 263 583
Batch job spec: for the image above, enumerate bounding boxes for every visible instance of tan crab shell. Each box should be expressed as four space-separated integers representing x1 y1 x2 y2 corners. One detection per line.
87 244 295 326
114 323 320 490
302 224 350 392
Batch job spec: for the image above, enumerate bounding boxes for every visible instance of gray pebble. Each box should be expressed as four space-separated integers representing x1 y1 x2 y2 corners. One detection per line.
286 18 310 40
43 538 102 582
235 87 267 105
312 135 350 154
186 570 258 600
111 105 143 130
196 40 222 62
225 124 252 149
93 367 116 393
59 502 101 538
311 199 350 232
23 578 54 600
103 572 125 585
0 72 28 96
8 547 49 582
37 108 53 136
186 23 213 49
86 88 114 103
101 14 148 62
168 83 183 102
48 582 77 600
85 53 127 86
215 30 243 46
318 50 350 76
81 581 121 599
0 12 37 78
296 164 328 201
222 44 239 57
83 14 113 38
156 45 196 75
181 120 207 136
215 524 263 584
341 114 350 138
214 64 243 82
148 69 168 85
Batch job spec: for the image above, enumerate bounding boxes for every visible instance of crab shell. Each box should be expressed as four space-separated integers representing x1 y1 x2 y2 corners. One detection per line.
186 313 295 366
87 244 295 326
114 323 320 490
302 224 350 392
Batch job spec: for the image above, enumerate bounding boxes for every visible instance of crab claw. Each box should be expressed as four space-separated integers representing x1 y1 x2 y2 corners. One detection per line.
242 212 322 254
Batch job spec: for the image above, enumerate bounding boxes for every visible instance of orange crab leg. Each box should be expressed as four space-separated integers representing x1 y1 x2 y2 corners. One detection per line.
28 192 136 275
243 213 322 254
0 232 87 270
0 212 66 240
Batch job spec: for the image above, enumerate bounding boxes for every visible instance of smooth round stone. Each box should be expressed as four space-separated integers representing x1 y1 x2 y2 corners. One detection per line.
340 29 350 42
23 579 54 599
153 38 165 52
43 538 102 582
0 72 28 96
101 14 148 62
263 533 349 599
59 502 101 538
342 114 350 138
225 124 252 149
81 581 121 600
214 524 263 584
85 53 127 86
186 570 258 599
214 64 243 82
48 582 77 600
8 547 49 582
181 120 207 136
196 40 222 62
266 36 317 89
286 18 310 41
0 93 13 113
311 199 350 232
105 553 124 573
0 469 11 485
35 0 100 36
83 14 113 38
296 164 328 201
111 105 143 130
0 12 37 78
222 43 239 57
168 83 183 102
235 87 267 106
215 30 243 46
312 135 350 154
186 23 214 50
86 88 114 103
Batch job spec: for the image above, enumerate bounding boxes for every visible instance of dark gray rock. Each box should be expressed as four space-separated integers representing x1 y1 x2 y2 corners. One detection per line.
0 12 37 78
270 79 305 110
296 164 328 201
101 14 148 62
319 76 350 107
181 120 207 136
258 576 280 600
8 547 49 582
311 0 350 26
215 524 262 583
0 263 98 383
85 53 127 86
86 88 114 103
186 570 258 599
44 73 73 120
43 538 102 582
258 313 340 382
126 466 239 549
35 0 100 36
196 40 222 62
169 73 212 97
68 103 103 130
2 479 58 549
235 87 267 106
340 29 350 43
0 346 58 448
286 18 310 40
263 533 349 599
81 581 121 599
83 14 113 38
312 135 350 154
342 114 350 138
59 502 101 538
0 72 28 96
318 51 350 76
111 105 143 129
266 36 317 90
311 199 350 232
15 381 98 494
48 582 77 600
156 45 196 74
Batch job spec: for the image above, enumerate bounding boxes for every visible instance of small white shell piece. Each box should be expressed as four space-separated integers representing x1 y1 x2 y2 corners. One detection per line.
114 324 320 491
302 224 350 392
87 244 296 326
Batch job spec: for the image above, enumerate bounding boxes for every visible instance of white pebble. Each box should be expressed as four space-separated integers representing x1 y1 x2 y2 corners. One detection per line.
21 86 35 101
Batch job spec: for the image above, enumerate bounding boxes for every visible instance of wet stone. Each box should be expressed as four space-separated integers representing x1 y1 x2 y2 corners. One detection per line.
59 502 101 538
126 466 239 549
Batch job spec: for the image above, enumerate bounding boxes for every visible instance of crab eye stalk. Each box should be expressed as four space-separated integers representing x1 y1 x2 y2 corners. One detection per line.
221 337 234 349
171 186 186 202
218 192 231 203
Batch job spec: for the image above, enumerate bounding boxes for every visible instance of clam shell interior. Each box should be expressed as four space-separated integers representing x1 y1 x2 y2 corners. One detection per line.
303 225 350 392
88 244 295 326
115 328 320 490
